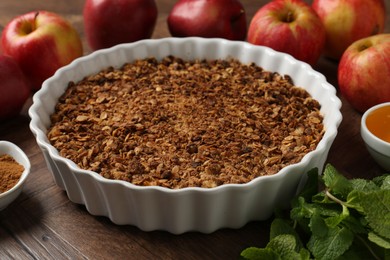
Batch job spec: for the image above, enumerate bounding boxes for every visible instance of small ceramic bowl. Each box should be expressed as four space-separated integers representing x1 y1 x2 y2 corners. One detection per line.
0 141 31 210
361 102 390 171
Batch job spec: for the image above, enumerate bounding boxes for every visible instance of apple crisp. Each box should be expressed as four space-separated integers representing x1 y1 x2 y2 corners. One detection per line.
47 56 324 189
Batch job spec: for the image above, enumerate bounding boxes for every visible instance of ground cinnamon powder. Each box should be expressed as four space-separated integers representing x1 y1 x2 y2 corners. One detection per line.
0 154 24 193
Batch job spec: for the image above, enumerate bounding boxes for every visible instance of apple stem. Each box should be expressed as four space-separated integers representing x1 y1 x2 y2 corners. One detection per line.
280 10 295 23
32 12 39 32
358 43 371 52
231 9 245 23
285 11 294 23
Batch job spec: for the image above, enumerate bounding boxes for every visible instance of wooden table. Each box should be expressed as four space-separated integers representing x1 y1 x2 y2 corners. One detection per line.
0 1 389 259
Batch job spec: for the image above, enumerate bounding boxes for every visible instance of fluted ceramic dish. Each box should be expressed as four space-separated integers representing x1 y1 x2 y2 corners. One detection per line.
0 141 31 210
29 37 342 234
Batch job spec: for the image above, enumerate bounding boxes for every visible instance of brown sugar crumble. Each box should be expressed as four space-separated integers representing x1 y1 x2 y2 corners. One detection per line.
47 56 324 189
0 154 24 193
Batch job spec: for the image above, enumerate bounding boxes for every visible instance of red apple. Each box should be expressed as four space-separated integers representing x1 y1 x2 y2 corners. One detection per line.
1 11 83 91
247 0 326 66
0 55 30 120
83 0 158 51
312 0 386 60
167 0 247 41
338 34 390 113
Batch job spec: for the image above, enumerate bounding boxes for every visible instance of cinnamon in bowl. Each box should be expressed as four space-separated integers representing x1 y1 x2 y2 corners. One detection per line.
0 141 31 210
0 154 24 193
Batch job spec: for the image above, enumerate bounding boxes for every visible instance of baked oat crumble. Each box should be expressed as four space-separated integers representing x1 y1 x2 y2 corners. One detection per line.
47 56 324 189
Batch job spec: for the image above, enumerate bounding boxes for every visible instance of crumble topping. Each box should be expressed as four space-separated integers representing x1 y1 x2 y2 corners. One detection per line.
47 56 324 189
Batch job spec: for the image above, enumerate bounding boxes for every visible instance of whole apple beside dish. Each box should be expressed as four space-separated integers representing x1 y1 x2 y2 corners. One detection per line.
0 55 30 120
312 0 386 60
84 0 158 51
247 0 325 66
338 34 390 113
1 11 83 91
168 0 247 41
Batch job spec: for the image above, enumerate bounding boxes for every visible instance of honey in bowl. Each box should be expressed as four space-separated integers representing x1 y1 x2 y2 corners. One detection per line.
365 104 390 143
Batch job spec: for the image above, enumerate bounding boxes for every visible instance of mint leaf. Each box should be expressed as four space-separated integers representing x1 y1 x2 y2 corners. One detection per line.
347 188 390 240
267 234 309 260
368 232 390 249
340 213 368 235
269 219 306 252
298 248 311 260
324 204 349 228
270 219 298 239
290 197 314 220
309 213 328 238
312 191 332 204
372 174 390 189
345 190 365 213
292 196 342 222
307 225 354 260
291 196 341 220
350 178 379 192
322 164 352 199
380 175 390 190
337 241 379 260
359 190 390 240
240 235 310 260
240 247 278 260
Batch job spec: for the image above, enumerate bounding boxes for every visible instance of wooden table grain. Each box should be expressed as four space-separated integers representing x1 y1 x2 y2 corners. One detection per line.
0 1 389 259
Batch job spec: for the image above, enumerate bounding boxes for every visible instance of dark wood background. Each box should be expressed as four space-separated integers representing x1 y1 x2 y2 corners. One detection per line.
0 0 389 259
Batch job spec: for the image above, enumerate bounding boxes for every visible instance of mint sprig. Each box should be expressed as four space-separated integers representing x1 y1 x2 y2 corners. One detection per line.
241 164 390 260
